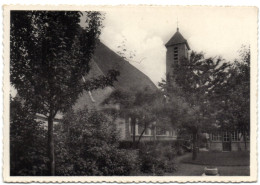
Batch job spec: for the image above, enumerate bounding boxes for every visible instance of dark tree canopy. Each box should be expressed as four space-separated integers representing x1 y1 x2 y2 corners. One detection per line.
10 11 118 116
159 51 231 159
160 51 231 133
10 11 119 175
10 97 48 175
210 46 250 134
104 88 168 145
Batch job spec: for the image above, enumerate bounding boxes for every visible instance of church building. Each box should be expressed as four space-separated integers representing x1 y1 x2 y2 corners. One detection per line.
73 28 194 142
73 40 177 142
34 26 249 150
165 27 190 81
164 27 249 152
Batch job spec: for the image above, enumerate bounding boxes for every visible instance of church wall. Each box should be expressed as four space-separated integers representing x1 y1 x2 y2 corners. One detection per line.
114 117 132 141
209 142 222 151
166 43 188 79
231 142 250 151
124 118 131 140
178 44 188 60
209 142 250 151
115 117 126 140
166 45 175 77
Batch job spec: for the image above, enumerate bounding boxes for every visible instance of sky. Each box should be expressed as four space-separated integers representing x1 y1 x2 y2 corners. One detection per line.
97 6 256 85
10 6 257 97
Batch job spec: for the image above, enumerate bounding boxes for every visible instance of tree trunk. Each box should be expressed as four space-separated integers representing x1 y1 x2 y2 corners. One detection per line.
48 116 55 176
192 131 198 160
137 123 147 145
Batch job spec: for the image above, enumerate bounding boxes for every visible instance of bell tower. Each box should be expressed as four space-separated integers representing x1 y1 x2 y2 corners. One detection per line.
165 27 190 81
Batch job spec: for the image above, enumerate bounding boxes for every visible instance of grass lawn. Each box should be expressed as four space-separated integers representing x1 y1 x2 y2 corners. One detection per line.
133 152 250 176
171 163 250 176
181 151 249 166
168 151 250 176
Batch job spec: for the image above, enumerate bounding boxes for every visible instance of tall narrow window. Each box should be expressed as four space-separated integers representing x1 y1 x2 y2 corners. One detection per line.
174 47 178 61
231 131 239 141
223 132 230 142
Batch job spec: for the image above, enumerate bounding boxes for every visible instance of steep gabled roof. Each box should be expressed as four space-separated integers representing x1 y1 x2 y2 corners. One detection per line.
165 28 190 50
93 41 157 92
73 41 158 111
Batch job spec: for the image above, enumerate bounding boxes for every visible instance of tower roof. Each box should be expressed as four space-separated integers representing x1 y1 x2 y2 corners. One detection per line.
165 28 190 50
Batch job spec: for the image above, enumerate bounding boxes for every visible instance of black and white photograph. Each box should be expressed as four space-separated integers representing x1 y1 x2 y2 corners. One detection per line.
3 5 257 182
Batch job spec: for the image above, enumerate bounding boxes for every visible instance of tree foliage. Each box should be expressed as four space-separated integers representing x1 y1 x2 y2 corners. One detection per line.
209 46 250 142
10 99 137 176
161 52 230 130
104 88 167 145
10 11 119 175
10 11 118 116
159 51 231 159
160 47 250 156
55 107 137 176
10 97 48 175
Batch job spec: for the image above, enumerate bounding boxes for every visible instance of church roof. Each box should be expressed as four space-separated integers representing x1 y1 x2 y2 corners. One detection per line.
165 28 190 50
93 41 157 92
73 41 158 111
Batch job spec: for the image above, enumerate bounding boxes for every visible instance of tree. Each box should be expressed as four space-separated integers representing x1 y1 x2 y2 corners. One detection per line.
10 11 119 175
133 90 170 144
210 46 250 149
10 97 48 175
103 88 165 146
159 51 230 160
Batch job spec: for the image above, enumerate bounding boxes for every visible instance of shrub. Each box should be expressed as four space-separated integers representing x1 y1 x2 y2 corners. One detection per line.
177 147 185 156
118 140 134 149
10 98 48 176
55 107 138 176
98 148 137 175
139 143 177 175
164 160 178 173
